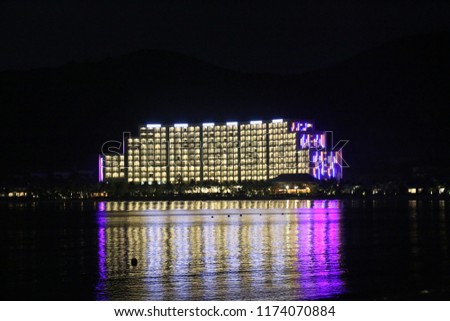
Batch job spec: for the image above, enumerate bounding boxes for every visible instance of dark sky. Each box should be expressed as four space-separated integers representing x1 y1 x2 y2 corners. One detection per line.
1 0 449 73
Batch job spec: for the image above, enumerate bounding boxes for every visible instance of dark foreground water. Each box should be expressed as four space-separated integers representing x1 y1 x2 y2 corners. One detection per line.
1 199 450 300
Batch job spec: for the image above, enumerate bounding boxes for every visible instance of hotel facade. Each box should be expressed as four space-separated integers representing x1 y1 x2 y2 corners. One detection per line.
99 119 343 184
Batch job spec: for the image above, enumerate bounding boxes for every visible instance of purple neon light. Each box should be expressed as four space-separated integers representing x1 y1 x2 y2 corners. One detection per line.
98 155 104 182
300 134 308 148
292 122 313 132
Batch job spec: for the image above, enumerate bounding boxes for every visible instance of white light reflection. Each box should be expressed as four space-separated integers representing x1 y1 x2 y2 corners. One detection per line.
96 200 347 300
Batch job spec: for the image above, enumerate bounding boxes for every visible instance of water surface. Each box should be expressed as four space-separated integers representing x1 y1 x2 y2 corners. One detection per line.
2 199 449 300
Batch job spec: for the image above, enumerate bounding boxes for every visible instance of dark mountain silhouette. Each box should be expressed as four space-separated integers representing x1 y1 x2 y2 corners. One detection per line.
1 32 449 182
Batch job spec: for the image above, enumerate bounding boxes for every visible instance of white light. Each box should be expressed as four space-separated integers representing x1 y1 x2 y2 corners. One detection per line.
272 119 283 123
174 123 188 128
202 122 215 127
250 120 262 124
146 124 161 128
226 122 238 126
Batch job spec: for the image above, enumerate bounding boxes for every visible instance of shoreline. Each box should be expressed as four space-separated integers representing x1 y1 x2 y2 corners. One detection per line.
2 194 450 203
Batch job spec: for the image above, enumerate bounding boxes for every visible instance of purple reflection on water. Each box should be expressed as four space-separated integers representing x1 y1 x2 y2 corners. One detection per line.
98 201 106 212
92 200 346 300
295 200 346 299
96 211 108 300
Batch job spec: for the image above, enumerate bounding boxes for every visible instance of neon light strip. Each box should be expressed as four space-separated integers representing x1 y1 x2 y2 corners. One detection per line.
98 155 103 182
226 122 238 126
250 120 262 124
174 123 188 128
272 119 283 123
146 124 161 128
202 123 215 127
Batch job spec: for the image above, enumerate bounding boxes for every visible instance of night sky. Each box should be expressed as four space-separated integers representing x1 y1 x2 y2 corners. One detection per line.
1 1 449 183
1 1 449 73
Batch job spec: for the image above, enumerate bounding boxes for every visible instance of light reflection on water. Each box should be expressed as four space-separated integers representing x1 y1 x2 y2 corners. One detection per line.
96 200 346 300
4 199 450 300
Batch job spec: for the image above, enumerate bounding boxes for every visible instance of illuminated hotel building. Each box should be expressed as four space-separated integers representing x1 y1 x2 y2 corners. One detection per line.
99 119 343 184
